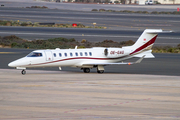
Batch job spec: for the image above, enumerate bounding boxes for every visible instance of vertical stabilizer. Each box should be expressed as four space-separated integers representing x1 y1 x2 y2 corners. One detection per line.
130 29 163 55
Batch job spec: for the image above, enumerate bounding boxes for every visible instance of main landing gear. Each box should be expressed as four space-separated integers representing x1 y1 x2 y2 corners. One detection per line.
21 69 26 75
97 70 104 74
97 65 104 74
82 66 105 74
83 68 90 73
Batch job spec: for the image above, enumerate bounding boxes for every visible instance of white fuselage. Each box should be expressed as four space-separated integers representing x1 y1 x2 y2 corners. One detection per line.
8 47 131 68
9 29 169 74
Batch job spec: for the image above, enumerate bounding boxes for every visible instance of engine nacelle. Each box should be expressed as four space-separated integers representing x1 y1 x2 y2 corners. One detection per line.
104 48 130 58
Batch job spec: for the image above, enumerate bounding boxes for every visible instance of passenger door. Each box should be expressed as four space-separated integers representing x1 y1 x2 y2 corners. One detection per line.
44 50 53 61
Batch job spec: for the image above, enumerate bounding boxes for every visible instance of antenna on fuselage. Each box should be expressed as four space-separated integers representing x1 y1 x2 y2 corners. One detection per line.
75 46 78 49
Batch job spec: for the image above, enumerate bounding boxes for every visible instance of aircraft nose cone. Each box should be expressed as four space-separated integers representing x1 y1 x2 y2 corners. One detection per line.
8 61 16 67
8 59 22 67
8 57 29 67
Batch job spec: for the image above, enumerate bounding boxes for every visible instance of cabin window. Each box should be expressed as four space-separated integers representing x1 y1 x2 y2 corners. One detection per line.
27 52 42 57
80 52 83 56
89 52 92 56
75 52 78 56
85 52 88 56
59 53 62 57
70 53 73 57
64 53 67 57
53 53 56 57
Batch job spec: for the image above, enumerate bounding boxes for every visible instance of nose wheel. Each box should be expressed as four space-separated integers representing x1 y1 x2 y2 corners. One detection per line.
21 70 26 75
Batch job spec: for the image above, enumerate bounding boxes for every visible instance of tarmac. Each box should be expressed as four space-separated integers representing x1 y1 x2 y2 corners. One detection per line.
1 0 180 12
0 2 180 119
0 69 180 120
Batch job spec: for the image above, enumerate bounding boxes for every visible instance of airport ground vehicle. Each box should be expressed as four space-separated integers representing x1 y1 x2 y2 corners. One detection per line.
145 0 153 5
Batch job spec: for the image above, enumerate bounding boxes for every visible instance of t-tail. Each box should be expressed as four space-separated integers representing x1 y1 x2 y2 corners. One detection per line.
127 29 172 58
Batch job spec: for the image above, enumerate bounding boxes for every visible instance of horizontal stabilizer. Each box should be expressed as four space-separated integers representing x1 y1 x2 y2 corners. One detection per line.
82 55 145 66
133 50 154 58
146 29 173 34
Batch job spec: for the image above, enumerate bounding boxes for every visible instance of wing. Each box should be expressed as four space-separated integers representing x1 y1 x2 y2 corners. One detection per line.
82 55 145 66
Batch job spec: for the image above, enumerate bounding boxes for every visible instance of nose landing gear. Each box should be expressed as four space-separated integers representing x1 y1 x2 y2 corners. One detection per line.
21 70 26 75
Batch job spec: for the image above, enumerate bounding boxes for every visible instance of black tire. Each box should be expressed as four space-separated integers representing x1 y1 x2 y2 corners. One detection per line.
97 70 104 74
21 70 26 75
83 68 90 73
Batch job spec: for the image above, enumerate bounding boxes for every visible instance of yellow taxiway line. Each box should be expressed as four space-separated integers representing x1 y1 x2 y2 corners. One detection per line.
0 52 18 54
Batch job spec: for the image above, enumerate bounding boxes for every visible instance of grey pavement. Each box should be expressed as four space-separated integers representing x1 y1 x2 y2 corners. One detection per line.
0 26 179 46
0 1 180 120
0 69 180 120
1 0 180 12
0 7 180 46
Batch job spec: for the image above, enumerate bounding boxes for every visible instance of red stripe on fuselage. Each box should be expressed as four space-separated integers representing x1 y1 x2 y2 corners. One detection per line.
30 56 129 66
130 35 157 55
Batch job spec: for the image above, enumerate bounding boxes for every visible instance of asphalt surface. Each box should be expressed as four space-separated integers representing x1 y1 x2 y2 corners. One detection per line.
1 0 179 12
1 48 180 76
1 69 180 120
0 7 180 46
1 7 180 31
0 2 180 120
0 4 180 76
0 26 179 46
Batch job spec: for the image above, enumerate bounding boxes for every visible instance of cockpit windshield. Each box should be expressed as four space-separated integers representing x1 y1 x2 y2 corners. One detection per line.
27 52 42 57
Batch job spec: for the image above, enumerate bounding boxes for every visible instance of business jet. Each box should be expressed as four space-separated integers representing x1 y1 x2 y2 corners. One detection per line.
8 29 171 75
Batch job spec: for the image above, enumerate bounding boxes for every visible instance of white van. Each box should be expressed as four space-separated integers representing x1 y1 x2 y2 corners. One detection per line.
145 0 153 5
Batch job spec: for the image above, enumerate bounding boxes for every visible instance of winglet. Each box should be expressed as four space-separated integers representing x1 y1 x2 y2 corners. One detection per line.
135 55 145 64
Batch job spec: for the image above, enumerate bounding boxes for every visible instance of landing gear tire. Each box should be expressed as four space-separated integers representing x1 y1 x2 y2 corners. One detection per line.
97 70 104 74
83 68 90 73
21 70 26 75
